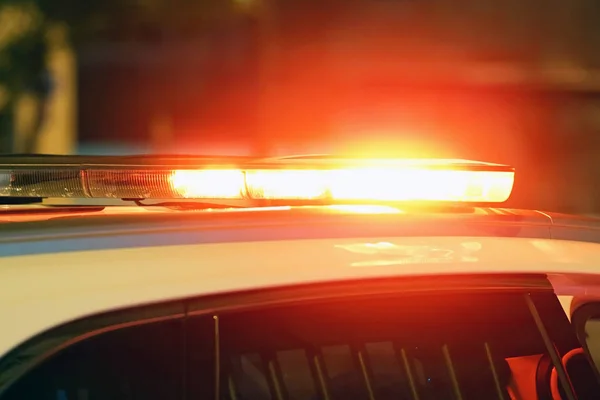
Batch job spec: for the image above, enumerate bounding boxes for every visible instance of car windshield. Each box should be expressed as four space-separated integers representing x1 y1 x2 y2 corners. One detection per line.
2 284 597 400
218 290 588 400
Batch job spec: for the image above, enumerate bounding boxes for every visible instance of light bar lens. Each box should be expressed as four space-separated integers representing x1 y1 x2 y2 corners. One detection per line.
234 168 513 203
171 170 245 198
0 159 515 203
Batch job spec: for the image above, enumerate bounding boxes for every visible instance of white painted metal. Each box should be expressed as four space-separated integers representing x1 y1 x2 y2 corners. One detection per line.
2 235 600 357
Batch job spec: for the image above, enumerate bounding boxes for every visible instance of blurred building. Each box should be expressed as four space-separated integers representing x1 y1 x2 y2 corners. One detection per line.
74 0 600 211
77 15 260 153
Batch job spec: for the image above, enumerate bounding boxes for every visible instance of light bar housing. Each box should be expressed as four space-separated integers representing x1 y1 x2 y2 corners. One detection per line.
0 155 515 204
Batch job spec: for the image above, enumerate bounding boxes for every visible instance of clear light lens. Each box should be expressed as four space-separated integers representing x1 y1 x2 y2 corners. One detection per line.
245 170 330 199
170 170 245 198
327 168 514 202
0 159 515 203
170 166 514 203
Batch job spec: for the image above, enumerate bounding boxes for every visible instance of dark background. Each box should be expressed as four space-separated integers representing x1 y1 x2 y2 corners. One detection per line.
2 0 600 212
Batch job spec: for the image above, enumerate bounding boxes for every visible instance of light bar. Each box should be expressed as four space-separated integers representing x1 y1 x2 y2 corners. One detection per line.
0 156 515 203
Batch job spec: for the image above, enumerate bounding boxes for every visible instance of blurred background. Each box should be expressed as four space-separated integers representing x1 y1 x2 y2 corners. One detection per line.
0 0 599 213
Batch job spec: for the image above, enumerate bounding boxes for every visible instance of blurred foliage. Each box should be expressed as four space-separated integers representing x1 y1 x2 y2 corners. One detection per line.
0 0 254 96
0 0 255 150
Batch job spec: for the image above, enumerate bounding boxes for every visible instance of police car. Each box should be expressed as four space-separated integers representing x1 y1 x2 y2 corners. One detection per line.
0 154 599 400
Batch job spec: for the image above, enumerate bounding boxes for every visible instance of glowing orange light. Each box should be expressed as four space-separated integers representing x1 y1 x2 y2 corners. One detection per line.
171 170 245 198
327 205 404 214
245 170 329 199
169 160 514 203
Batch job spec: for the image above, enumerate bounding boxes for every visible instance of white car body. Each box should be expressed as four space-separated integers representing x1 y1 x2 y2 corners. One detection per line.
2 204 600 360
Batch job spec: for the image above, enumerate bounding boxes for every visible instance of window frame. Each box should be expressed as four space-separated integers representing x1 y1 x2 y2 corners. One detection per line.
570 301 600 376
0 273 574 399
0 302 187 397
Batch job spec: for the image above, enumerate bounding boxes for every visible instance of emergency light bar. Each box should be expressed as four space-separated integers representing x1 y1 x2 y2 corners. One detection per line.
0 155 515 203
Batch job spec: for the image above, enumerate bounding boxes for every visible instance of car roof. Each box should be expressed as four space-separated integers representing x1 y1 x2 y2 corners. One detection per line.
2 204 600 358
1 204 600 255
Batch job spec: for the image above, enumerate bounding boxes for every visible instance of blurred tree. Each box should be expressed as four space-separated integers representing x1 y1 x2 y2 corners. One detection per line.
0 2 44 152
0 0 251 153
0 0 122 153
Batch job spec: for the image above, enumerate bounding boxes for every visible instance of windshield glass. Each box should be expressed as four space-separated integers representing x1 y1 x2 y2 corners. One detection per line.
220 291 590 399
